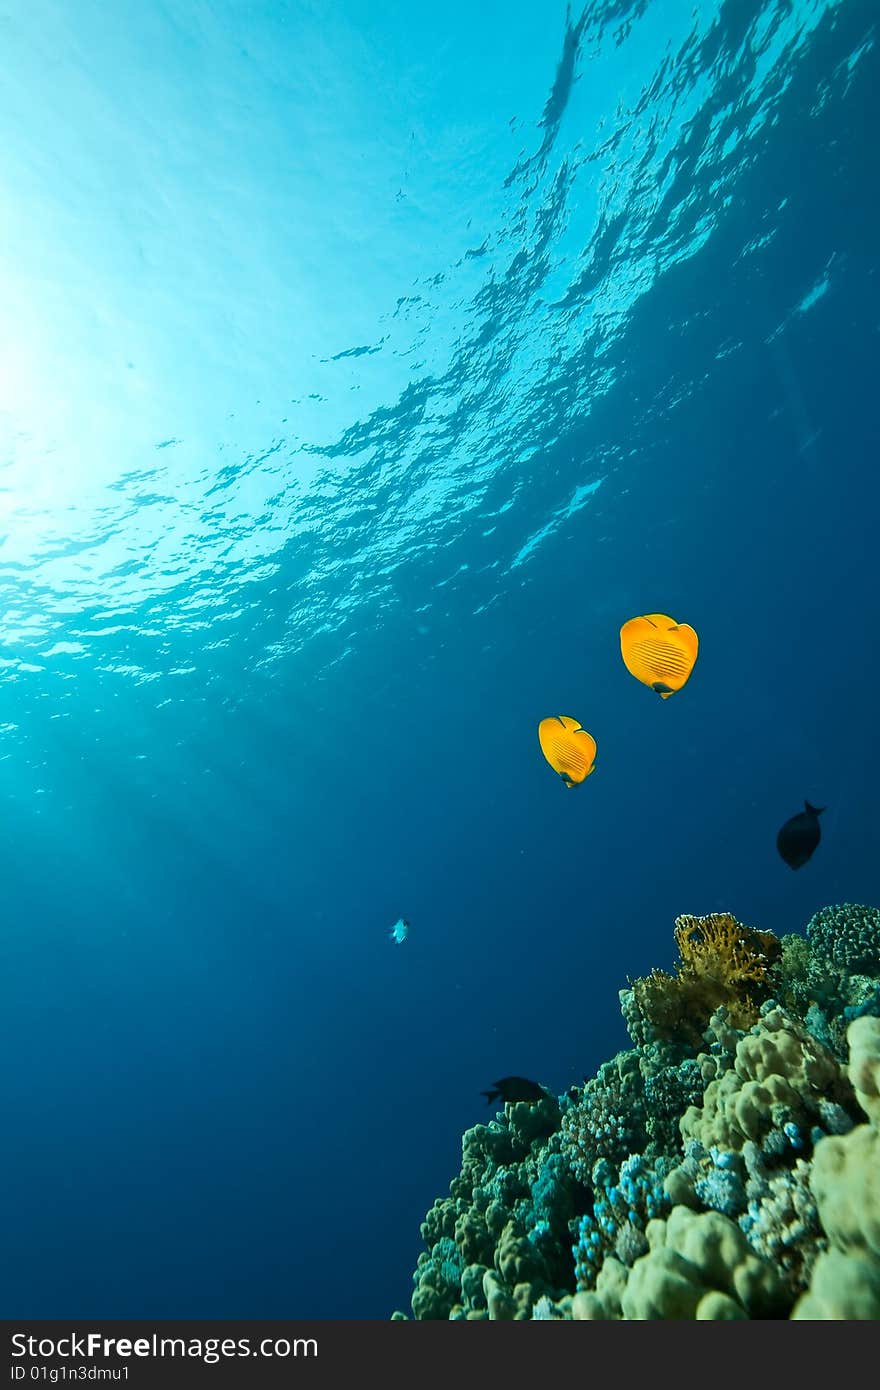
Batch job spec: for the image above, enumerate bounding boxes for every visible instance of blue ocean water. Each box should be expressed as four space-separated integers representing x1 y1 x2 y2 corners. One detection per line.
0 0 877 1320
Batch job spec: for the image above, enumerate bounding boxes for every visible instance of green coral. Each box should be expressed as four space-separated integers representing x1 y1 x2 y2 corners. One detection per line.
792 1018 880 1318
774 933 839 1012
408 1091 582 1319
560 1050 647 1182
773 918 880 1057
806 903 880 976
848 1015 880 1124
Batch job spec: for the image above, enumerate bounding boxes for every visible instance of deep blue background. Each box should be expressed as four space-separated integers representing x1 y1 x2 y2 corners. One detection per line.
1 0 877 1319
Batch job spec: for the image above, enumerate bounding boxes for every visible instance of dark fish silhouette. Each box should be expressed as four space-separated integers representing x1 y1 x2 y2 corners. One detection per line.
482 1076 547 1105
776 800 825 869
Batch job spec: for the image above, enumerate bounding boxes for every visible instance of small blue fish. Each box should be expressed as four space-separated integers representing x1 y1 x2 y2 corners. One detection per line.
389 917 410 945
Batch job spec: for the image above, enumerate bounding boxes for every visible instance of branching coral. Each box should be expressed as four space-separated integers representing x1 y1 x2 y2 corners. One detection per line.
766 911 880 1063
775 933 839 1013
642 1054 706 1153
571 1154 674 1290
630 913 781 1046
559 1051 647 1183
739 1156 826 1290
409 1093 586 1319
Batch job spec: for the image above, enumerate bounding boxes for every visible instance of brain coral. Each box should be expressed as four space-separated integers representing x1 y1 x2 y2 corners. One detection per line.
806 903 880 975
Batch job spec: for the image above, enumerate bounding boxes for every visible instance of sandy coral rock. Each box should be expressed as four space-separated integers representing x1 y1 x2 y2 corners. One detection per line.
420 1196 457 1246
664 1164 699 1209
495 1221 546 1287
792 1247 880 1319
511 1282 541 1319
482 1269 515 1320
682 1068 795 1150
571 1292 608 1320
460 1263 488 1311
847 1015 880 1124
735 1008 838 1089
621 1205 789 1319
681 1007 847 1151
665 1206 749 1292
810 1123 880 1257
645 1218 668 1251
621 1246 707 1319
454 1210 492 1267
411 1279 449 1321
730 1253 790 1317
594 1256 627 1317
695 1291 748 1319
484 1199 509 1241
666 1205 786 1313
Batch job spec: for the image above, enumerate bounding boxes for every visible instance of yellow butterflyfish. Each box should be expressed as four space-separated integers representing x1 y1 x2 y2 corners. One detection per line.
538 716 597 788
619 614 698 697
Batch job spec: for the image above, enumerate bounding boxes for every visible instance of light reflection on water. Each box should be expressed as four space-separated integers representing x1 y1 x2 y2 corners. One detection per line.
0 0 860 683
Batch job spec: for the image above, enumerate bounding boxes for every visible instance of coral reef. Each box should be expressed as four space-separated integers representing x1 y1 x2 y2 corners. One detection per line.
396 905 880 1320
618 1206 790 1319
807 903 880 976
774 921 880 1058
629 913 781 1046
678 1003 854 1154
571 1153 674 1288
409 1091 580 1319
559 1052 646 1184
792 1017 880 1317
